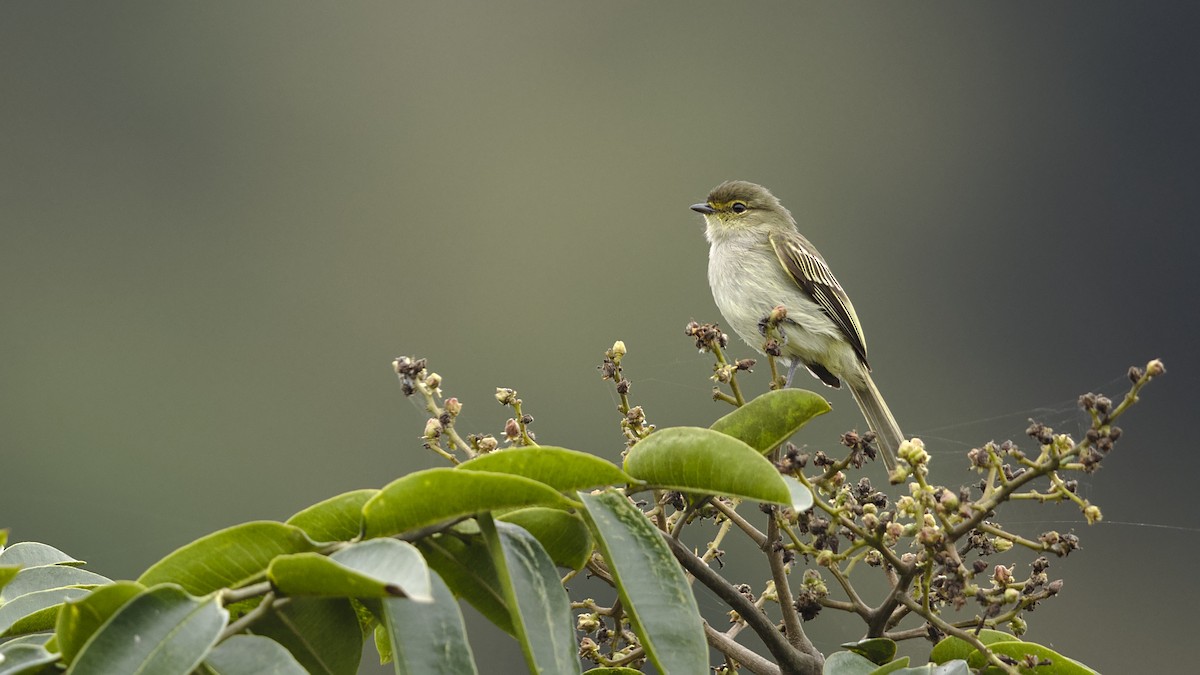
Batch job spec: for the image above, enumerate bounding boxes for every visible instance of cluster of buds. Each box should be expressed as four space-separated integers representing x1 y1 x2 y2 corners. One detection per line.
495 387 535 446
391 356 428 396
684 321 728 352
598 340 626 381
467 433 499 454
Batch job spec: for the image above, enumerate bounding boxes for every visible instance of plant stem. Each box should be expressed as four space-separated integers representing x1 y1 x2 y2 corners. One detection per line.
664 534 820 675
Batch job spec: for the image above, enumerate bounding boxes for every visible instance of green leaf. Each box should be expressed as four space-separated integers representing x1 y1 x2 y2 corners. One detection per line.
823 650 879 675
926 662 972 675
1 566 111 603
0 530 7 549
362 468 577 539
0 587 90 637
55 581 144 665
250 598 362 675
0 543 83 568
384 572 478 675
373 622 393 665
0 566 21 594
137 521 320 595
623 427 790 505
928 630 1018 664
269 539 432 601
67 584 227 675
710 388 830 454
480 515 579 675
867 656 909 674
578 490 706 675
457 446 635 492
202 634 308 675
286 489 378 542
415 528 513 636
0 643 58 675
841 637 897 666
985 641 1098 674
498 508 593 571
783 475 814 512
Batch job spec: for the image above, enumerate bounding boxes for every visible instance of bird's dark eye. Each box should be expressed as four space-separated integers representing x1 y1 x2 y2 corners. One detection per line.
731 202 747 213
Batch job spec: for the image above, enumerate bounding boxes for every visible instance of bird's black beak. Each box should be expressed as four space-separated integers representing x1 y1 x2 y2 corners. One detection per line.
690 203 715 214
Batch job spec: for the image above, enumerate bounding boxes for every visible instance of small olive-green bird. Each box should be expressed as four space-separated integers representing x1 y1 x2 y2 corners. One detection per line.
692 180 902 470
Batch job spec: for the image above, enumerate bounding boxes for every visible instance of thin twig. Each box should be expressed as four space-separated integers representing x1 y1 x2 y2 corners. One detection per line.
766 514 811 654
710 499 767 547
664 535 818 675
704 622 780 675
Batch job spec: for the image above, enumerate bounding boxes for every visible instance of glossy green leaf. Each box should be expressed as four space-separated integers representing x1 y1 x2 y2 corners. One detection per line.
926 661 972 675
928 630 1017 664
710 388 830 454
0 543 82 568
415 528 512 636
373 621 393 665
457 446 635 492
499 507 593 571
0 642 58 675
286 489 378 542
0 587 89 636
841 637 897 666
480 515 579 675
868 657 910 674
137 521 320 595
823 650 879 675
783 475 814 512
1 566 111 603
984 642 1097 674
55 581 144 665
578 490 706 675
362 468 576 539
67 584 226 675
384 572 478 675
202 634 308 675
0 566 20 594
269 538 432 601
623 426 790 505
250 598 362 675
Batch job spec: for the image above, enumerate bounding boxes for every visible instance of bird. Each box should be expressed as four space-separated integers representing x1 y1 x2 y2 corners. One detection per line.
692 180 902 470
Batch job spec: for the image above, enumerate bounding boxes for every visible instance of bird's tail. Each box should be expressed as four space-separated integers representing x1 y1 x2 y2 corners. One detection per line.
847 368 903 472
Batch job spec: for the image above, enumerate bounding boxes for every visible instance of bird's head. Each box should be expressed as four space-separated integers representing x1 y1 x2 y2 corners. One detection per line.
690 180 795 236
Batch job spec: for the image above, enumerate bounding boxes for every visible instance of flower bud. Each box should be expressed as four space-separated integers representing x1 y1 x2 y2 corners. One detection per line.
993 537 1013 553
504 418 520 441
1084 504 1103 524
576 613 600 633
768 305 788 323
444 397 462 417
477 435 499 453
898 438 928 466
495 388 517 406
423 418 442 439
993 565 1013 584
1146 358 1165 377
424 373 442 390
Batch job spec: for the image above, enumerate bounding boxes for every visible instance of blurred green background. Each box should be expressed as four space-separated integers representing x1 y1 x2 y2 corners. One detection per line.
2 2 1196 672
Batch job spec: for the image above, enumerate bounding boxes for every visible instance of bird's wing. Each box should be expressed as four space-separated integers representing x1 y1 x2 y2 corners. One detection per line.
769 231 870 367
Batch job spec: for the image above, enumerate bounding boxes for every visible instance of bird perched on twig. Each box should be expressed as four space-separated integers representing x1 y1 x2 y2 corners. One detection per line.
693 180 903 471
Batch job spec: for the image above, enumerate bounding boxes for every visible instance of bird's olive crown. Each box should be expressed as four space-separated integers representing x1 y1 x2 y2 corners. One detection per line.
700 180 793 225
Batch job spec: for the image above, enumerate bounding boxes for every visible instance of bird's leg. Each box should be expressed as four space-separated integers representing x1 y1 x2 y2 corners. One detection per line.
784 361 800 388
